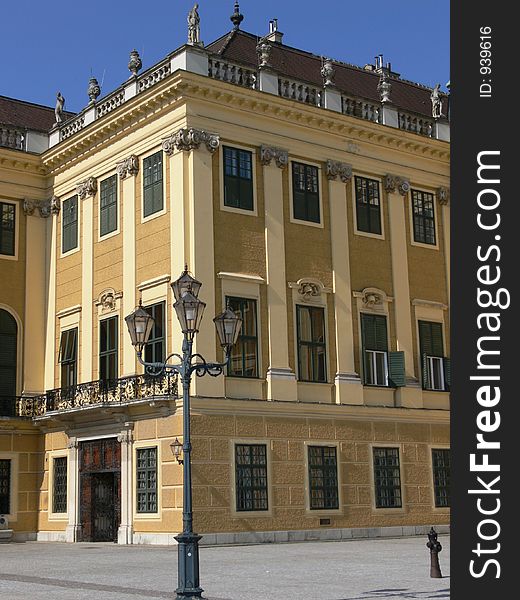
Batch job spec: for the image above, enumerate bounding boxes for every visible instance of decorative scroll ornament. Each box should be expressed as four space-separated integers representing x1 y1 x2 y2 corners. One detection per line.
259 145 289 169
384 174 410 196
256 37 272 68
326 159 352 182
87 77 101 104
23 196 61 218
321 58 335 87
116 155 139 179
437 186 450 205
76 176 98 200
377 71 392 103
362 290 384 308
117 429 133 444
128 49 142 78
162 127 220 155
95 288 122 314
298 281 322 302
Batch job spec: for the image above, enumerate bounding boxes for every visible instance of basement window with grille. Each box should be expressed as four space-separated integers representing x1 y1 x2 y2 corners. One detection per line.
52 457 68 514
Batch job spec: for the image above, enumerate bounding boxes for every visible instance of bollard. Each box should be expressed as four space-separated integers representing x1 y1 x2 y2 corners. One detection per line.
426 527 443 578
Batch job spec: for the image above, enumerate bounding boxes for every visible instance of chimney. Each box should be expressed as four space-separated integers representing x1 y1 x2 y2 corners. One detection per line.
265 18 283 44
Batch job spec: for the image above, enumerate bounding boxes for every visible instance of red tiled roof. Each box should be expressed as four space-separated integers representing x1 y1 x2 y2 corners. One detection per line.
207 30 439 118
0 95 74 132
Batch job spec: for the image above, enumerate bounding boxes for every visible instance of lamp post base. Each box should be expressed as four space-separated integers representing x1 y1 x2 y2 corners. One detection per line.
175 531 204 599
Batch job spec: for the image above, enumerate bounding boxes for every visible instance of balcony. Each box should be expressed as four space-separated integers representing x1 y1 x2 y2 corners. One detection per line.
0 396 26 418
16 372 179 419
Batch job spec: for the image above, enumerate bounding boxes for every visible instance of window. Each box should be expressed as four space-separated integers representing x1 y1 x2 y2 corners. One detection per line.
0 459 10 514
0 309 17 402
227 297 258 378
419 321 449 390
223 146 254 211
361 314 388 386
52 457 68 514
0 202 15 256
292 162 320 223
412 189 436 245
59 328 77 389
100 175 118 236
296 305 327 382
99 316 118 384
143 152 163 218
373 447 402 508
432 449 450 508
62 196 78 253
136 447 158 513
355 176 381 235
144 303 165 365
308 446 339 510
235 444 268 511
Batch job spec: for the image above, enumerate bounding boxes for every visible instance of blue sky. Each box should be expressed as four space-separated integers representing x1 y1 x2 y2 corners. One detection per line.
3 0 449 113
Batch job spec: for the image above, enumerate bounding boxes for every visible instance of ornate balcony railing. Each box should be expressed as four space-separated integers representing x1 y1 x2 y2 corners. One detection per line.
138 59 171 92
398 111 434 137
0 396 26 418
0 126 26 150
17 372 179 418
208 58 257 89
341 96 381 123
278 77 322 106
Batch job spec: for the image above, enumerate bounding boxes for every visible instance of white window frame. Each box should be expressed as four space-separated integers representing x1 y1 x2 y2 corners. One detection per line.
133 442 161 520
408 186 440 250
351 173 385 240
0 199 19 261
303 441 342 516
369 443 406 514
48 450 69 521
425 355 445 391
364 349 389 387
219 143 258 217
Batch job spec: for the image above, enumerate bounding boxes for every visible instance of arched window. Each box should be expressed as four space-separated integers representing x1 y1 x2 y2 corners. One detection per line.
0 309 18 400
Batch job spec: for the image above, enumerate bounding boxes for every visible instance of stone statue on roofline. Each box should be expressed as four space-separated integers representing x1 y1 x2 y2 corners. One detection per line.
187 3 202 46
431 83 443 119
55 92 65 124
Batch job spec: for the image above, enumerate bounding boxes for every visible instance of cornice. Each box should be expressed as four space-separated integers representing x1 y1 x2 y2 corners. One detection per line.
0 148 46 175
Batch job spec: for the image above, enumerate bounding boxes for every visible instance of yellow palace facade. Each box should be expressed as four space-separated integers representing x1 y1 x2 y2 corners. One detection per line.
0 8 450 544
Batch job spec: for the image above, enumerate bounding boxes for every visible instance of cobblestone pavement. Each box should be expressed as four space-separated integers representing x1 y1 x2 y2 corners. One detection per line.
0 536 450 600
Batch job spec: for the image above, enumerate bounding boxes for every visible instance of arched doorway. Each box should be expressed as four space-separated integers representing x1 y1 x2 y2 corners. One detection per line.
0 309 18 416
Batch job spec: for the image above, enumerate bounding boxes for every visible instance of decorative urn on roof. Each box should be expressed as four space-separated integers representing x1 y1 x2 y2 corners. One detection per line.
128 49 142 78
87 77 101 104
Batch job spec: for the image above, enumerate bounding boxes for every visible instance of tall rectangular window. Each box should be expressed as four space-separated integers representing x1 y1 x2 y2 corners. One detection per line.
235 444 268 512
419 321 446 390
0 202 15 256
373 447 402 508
143 152 163 218
292 162 320 223
297 305 327 382
412 189 436 245
355 176 381 235
136 447 158 513
62 196 78 253
52 457 68 514
432 449 450 508
59 328 78 389
144 302 165 365
0 459 10 514
99 316 118 384
308 446 339 510
227 297 258 378
223 146 254 211
100 175 118 237
361 314 388 386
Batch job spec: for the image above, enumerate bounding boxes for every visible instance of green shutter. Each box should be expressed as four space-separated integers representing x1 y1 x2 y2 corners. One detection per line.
443 358 451 390
388 351 406 387
422 353 430 389
361 314 387 352
419 321 444 357
431 323 444 356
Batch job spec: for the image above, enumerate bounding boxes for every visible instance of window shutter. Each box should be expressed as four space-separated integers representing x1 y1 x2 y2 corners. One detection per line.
443 358 451 390
374 317 388 352
422 353 430 389
361 314 375 350
356 203 370 232
388 351 406 387
419 321 432 356
431 323 444 356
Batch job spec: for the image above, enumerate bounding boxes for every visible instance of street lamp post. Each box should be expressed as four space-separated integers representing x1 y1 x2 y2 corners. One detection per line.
125 266 242 600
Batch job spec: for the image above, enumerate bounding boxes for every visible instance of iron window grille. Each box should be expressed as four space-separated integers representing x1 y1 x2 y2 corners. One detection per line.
432 449 450 507
361 314 388 386
223 146 254 211
226 297 258 378
136 447 158 513
59 328 78 390
0 202 15 256
419 321 449 391
62 196 78 253
52 456 68 513
373 447 402 508
100 175 118 236
308 446 339 510
143 151 164 217
0 459 10 514
355 176 381 235
292 162 320 223
296 305 327 383
144 302 166 365
412 189 436 245
235 444 268 511
99 316 118 387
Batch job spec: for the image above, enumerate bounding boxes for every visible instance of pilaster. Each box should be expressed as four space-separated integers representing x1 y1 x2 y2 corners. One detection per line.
438 187 450 300
117 427 134 545
261 145 297 401
65 437 81 543
44 207 58 391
